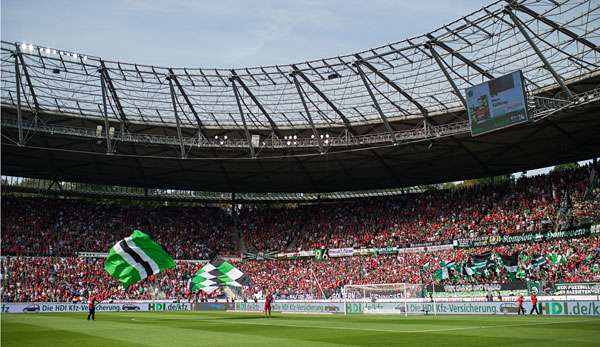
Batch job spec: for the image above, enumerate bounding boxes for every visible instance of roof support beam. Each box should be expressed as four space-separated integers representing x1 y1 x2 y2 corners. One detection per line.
230 78 255 158
230 70 280 137
353 62 397 143
355 56 429 122
425 42 468 109
13 52 24 145
504 7 574 98
100 71 112 153
168 68 207 140
167 75 186 158
99 61 128 131
291 73 324 153
291 65 356 135
426 34 494 80
15 48 40 111
511 3 599 54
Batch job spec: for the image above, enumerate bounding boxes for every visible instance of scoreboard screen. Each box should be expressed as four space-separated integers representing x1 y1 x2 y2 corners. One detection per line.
465 70 529 136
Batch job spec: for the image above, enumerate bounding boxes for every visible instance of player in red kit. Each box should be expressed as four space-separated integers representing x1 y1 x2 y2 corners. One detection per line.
87 295 96 321
529 292 540 315
264 290 273 318
517 295 525 315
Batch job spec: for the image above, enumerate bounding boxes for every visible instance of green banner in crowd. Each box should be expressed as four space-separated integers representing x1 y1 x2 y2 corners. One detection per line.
456 225 593 248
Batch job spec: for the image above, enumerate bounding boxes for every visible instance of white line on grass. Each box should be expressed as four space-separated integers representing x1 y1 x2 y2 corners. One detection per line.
215 318 596 334
153 315 595 334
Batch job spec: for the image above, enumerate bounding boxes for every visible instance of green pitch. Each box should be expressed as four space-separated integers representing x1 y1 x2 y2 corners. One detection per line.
2 311 599 346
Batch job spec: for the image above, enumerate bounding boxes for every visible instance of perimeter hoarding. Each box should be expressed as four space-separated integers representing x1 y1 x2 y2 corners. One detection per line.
1 301 192 314
466 70 528 136
233 301 600 316
235 302 345 314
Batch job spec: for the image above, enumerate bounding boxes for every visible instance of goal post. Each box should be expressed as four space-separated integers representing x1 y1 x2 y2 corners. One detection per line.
343 283 432 316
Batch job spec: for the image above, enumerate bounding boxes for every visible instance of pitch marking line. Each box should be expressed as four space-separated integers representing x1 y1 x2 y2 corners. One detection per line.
214 318 596 334
153 315 595 334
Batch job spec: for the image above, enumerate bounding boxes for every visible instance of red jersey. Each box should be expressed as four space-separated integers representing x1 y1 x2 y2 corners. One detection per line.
531 294 537 305
265 294 273 306
517 296 523 305
88 296 96 309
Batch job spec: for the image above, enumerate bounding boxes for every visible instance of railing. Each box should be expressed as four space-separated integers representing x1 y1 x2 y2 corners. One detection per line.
1 175 424 202
3 88 599 151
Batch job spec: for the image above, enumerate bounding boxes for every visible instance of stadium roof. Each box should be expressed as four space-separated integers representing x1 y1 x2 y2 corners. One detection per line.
2 0 599 192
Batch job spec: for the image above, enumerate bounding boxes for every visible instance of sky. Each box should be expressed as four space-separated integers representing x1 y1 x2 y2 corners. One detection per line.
2 0 489 68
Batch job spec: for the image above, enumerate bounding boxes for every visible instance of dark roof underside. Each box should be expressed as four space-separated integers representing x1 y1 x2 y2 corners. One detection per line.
2 102 600 193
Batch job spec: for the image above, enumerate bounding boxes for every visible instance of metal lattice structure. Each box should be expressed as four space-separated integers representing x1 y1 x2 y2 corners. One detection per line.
1 0 600 193
2 0 599 127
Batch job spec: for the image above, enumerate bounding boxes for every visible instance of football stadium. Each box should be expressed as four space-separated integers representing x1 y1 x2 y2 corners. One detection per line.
1 0 600 346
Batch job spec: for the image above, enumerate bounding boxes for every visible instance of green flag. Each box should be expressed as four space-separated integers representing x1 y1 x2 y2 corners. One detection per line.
500 253 519 281
531 255 547 270
434 269 445 281
104 230 176 289
549 254 567 266
191 260 251 293
433 260 455 281
466 252 491 276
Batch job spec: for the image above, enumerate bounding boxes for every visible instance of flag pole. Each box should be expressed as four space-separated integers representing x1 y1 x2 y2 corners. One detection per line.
433 284 437 316
310 269 326 299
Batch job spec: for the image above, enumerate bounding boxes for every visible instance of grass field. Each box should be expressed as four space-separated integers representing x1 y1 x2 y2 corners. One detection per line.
2 311 600 346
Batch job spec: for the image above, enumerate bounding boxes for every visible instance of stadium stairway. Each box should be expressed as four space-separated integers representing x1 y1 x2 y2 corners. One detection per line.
230 212 247 254
284 219 305 252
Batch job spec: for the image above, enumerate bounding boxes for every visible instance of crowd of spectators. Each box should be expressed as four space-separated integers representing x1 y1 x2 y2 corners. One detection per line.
1 164 599 302
1 199 237 259
2 165 598 258
289 165 598 250
0 257 217 303
2 236 598 302
237 236 600 298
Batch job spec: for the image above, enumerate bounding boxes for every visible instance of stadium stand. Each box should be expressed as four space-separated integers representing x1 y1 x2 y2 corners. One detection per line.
1 165 598 302
2 237 598 302
3 165 597 258
1 199 237 259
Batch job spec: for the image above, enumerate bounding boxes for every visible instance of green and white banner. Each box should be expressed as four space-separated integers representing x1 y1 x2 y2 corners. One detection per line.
554 283 600 295
456 225 593 248
191 260 251 293
104 230 176 289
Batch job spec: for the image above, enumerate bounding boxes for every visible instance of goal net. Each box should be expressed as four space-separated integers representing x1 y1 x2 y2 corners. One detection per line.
343 283 432 315
343 283 426 300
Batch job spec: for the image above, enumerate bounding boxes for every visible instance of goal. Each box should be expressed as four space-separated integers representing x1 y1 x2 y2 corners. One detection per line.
343 283 432 316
